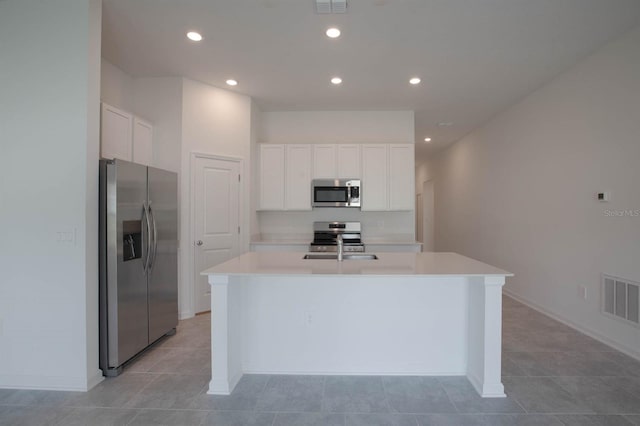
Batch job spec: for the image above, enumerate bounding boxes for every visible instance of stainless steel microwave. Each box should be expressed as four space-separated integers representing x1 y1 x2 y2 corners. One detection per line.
311 179 361 208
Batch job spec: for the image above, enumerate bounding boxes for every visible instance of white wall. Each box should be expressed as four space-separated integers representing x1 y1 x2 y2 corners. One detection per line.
429 25 640 358
132 77 183 173
415 162 435 249
249 101 262 241
261 111 414 144
257 111 416 241
0 0 102 390
100 60 134 112
180 78 252 318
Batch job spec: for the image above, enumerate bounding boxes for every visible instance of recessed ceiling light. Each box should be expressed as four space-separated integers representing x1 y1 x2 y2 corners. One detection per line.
226 79 238 86
186 31 203 42
326 27 341 38
424 137 432 142
409 77 421 85
331 77 342 85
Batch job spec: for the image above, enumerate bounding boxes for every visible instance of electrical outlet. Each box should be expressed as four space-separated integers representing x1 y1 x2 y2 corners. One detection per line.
56 229 76 244
304 311 313 326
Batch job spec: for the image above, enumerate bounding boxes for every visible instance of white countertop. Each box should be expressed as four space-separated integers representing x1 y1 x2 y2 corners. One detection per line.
364 240 422 245
202 251 512 277
249 239 310 245
249 239 422 246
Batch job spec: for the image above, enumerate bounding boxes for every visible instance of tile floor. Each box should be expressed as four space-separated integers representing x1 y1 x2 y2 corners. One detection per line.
2 296 640 425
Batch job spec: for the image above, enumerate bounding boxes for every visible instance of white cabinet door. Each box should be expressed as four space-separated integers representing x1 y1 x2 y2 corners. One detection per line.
132 117 153 166
285 144 312 210
312 144 337 179
259 144 285 210
361 144 388 211
388 144 414 210
101 102 132 161
337 144 361 179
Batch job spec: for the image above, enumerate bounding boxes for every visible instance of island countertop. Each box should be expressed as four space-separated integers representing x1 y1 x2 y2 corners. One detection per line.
202 251 511 398
201 251 512 277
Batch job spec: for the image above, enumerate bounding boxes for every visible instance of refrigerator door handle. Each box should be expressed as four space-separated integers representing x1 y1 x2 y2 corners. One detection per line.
143 202 152 273
148 203 158 271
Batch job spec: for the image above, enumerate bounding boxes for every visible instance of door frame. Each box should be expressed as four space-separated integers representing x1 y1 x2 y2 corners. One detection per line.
188 152 244 317
416 192 423 243
422 179 434 251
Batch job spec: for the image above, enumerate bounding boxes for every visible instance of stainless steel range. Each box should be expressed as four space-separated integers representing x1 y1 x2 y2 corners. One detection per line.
309 221 365 253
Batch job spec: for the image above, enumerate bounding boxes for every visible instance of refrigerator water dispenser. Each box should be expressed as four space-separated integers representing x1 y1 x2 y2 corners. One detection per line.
122 220 142 261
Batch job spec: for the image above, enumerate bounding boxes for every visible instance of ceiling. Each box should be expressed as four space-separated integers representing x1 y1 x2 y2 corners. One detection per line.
102 0 640 163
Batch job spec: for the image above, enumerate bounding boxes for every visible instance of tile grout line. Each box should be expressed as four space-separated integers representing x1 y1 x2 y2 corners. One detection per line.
380 376 394 414
122 372 167 410
320 375 327 413
436 377 461 415
125 408 142 426
257 374 271 413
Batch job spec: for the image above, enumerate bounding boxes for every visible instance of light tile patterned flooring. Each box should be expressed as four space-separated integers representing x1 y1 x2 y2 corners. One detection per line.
2 296 640 425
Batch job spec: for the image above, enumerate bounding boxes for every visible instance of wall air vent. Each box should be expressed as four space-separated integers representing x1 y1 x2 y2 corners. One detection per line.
315 0 331 14
602 274 640 327
331 0 347 13
315 0 347 14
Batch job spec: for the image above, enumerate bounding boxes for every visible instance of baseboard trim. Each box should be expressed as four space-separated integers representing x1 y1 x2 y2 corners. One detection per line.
241 369 467 376
467 371 506 398
0 373 98 391
207 370 242 395
86 370 104 391
179 310 195 320
503 289 640 362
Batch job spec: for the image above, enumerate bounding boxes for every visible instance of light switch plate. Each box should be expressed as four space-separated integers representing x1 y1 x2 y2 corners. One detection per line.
578 285 587 300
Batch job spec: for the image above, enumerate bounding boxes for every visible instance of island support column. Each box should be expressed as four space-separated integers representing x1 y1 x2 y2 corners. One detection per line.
207 274 243 395
467 276 506 397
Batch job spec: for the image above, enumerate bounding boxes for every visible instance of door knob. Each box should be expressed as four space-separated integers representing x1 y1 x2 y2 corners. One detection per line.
196 240 203 246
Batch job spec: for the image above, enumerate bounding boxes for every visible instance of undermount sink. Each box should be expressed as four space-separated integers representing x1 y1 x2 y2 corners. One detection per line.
303 253 379 260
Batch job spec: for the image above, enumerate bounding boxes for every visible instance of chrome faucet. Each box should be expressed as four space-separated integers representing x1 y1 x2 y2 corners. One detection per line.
337 234 344 261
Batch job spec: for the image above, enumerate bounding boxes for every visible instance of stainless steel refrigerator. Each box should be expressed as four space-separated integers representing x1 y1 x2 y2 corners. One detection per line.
99 159 178 376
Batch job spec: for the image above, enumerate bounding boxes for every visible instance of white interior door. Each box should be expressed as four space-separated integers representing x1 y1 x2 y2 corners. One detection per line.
193 156 241 313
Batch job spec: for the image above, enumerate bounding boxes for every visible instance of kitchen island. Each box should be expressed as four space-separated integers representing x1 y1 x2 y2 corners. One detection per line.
202 252 512 398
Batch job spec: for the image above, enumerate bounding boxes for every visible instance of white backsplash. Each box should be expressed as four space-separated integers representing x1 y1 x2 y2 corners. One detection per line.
256 209 415 242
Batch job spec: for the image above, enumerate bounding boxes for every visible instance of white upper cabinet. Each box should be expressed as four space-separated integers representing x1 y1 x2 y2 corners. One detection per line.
259 144 312 211
312 144 361 179
101 102 153 166
258 143 412 212
388 144 415 210
259 144 286 210
101 103 132 161
361 143 414 211
361 144 389 211
132 117 153 166
337 144 361 179
285 144 312 210
312 144 337 179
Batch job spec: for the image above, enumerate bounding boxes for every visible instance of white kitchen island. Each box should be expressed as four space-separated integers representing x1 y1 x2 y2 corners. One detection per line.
202 252 512 398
